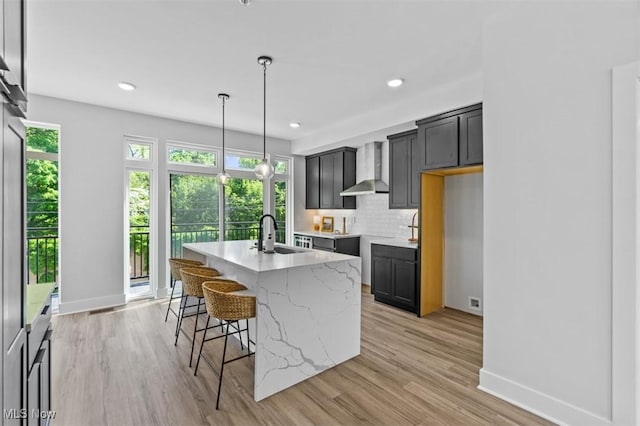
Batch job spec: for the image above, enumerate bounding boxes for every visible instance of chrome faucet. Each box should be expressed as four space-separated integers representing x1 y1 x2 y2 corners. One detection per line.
258 214 278 252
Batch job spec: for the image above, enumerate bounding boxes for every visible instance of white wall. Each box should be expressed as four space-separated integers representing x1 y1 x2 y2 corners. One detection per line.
28 94 290 314
444 173 483 315
480 3 639 425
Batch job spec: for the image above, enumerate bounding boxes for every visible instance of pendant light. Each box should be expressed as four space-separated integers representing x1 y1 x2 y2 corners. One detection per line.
217 93 231 185
254 55 275 180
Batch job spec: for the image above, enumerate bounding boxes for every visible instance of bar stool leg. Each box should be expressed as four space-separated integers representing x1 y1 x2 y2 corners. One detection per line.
164 277 177 322
194 316 210 376
175 294 186 345
189 298 202 367
246 319 251 358
216 322 230 410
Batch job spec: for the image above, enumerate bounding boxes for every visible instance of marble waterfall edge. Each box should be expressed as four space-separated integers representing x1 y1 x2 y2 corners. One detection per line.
255 259 361 400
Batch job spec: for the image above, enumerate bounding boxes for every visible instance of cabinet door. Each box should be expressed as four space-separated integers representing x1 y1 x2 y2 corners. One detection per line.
408 132 422 208
341 149 356 209
331 151 344 209
392 259 416 306
389 137 409 209
27 357 40 426
3 108 25 351
459 109 483 166
371 256 392 297
419 116 459 170
319 153 334 209
4 0 25 92
305 156 320 209
40 338 51 418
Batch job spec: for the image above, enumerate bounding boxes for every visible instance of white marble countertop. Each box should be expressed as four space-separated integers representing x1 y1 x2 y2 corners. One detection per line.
183 240 358 272
293 230 361 239
370 238 419 249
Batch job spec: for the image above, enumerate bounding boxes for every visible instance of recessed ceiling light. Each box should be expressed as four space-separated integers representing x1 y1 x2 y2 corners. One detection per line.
239 0 251 5
387 78 404 88
289 122 301 128
118 82 136 91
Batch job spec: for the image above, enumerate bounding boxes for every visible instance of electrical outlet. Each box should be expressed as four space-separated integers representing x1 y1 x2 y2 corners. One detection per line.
469 297 481 311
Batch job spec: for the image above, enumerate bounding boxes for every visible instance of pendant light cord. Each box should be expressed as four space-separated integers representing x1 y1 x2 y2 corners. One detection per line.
263 61 267 159
222 96 226 172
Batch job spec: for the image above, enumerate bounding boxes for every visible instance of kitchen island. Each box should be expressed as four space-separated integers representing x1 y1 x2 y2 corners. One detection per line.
182 240 361 401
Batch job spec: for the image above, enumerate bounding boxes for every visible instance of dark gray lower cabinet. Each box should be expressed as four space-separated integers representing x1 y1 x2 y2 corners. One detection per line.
371 244 418 313
312 236 360 256
27 331 51 426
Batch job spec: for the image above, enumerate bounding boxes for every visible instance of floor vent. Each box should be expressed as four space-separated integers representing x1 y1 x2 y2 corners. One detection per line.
469 297 481 311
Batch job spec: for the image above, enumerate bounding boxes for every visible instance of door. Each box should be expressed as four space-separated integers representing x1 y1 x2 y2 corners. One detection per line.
169 173 220 257
224 177 264 241
3 109 26 425
127 170 153 299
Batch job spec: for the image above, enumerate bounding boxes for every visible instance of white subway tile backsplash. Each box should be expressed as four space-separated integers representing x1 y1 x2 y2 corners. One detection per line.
317 193 417 239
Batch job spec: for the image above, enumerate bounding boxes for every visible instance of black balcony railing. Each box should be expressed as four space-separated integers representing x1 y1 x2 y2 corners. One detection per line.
26 222 286 283
26 226 58 284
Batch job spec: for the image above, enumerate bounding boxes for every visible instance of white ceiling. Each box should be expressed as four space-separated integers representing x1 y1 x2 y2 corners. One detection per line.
27 0 505 150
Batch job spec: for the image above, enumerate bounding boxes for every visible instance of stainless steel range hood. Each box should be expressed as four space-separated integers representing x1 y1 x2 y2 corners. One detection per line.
340 141 389 196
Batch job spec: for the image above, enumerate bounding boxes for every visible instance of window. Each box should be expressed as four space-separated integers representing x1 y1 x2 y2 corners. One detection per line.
26 125 60 284
170 174 220 257
224 152 262 171
127 142 152 161
224 177 264 241
168 144 217 167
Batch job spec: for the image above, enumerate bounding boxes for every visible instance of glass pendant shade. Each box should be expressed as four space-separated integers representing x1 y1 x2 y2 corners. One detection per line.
216 171 231 185
254 158 274 180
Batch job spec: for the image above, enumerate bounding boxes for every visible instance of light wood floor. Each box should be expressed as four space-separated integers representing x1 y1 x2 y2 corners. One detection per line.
51 286 552 426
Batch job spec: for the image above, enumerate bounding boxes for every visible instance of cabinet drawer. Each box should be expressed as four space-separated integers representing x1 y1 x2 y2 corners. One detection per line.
28 297 51 368
313 237 335 251
371 244 417 261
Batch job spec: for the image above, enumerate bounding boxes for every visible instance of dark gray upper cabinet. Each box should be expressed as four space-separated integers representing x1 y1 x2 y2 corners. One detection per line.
415 103 483 171
418 116 459 170
306 147 356 209
459 108 483 166
388 129 420 209
305 156 320 209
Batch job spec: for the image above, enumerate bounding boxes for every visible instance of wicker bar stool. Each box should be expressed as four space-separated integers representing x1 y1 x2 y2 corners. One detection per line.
176 266 223 366
166 258 203 322
195 279 256 410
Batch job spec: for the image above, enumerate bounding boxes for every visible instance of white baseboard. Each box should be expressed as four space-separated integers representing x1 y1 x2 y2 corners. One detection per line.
58 293 126 315
478 368 611 426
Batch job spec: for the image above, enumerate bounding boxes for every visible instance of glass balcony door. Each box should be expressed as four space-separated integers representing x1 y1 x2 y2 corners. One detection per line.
127 170 152 298
170 173 220 258
223 177 264 242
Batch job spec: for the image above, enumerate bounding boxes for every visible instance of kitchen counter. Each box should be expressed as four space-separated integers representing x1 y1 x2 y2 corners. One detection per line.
370 237 419 249
293 230 361 239
183 240 355 272
182 241 361 402
26 282 56 331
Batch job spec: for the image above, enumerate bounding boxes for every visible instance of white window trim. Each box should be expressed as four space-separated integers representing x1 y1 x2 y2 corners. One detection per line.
123 135 159 301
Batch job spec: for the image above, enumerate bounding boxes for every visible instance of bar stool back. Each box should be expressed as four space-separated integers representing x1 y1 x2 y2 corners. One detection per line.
197 279 256 410
176 266 221 366
166 258 203 322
